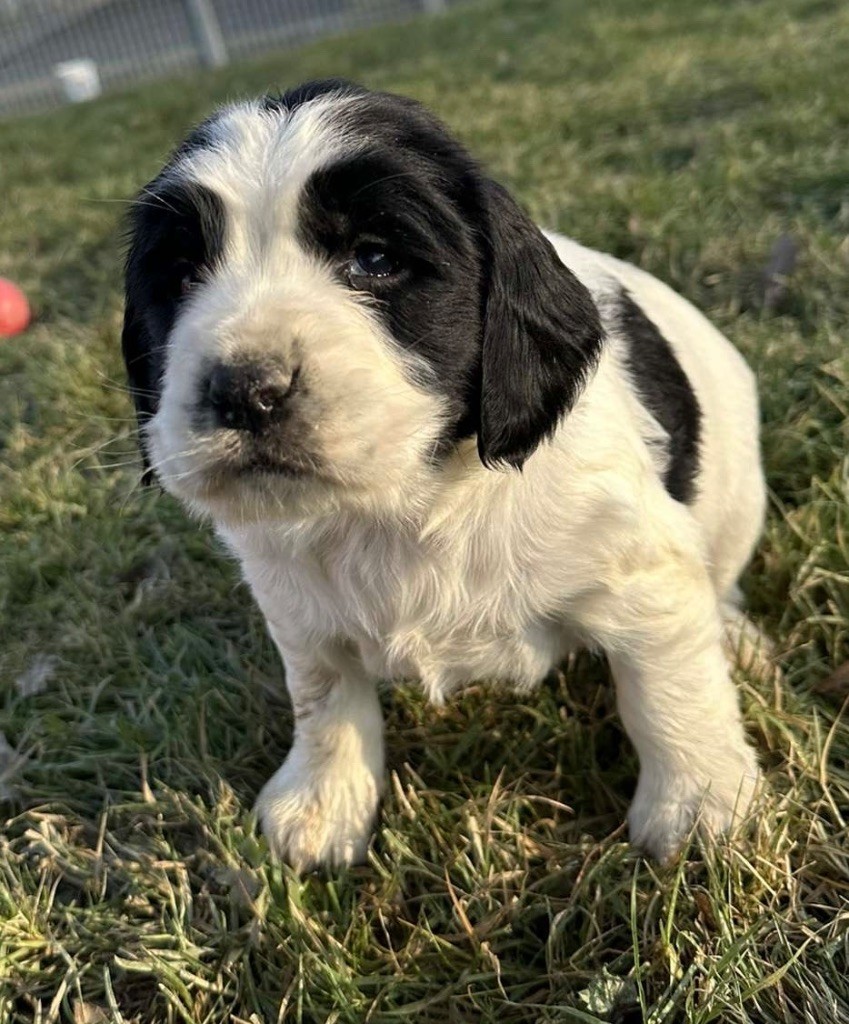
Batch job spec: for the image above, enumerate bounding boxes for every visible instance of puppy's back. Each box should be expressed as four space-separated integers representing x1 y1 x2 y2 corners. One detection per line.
545 231 765 596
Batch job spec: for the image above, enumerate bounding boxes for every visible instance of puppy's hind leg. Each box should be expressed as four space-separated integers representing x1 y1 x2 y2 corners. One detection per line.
721 601 780 686
576 542 761 862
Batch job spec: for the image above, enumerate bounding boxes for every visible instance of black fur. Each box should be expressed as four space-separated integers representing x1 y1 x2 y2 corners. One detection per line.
299 145 484 443
262 79 367 113
475 180 604 467
172 115 223 159
295 83 604 466
123 180 225 474
617 290 702 503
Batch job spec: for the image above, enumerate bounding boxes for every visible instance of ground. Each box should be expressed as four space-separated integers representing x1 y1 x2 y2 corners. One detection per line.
0 0 848 1021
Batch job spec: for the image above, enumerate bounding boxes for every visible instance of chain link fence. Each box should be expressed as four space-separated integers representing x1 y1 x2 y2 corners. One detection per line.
0 0 448 120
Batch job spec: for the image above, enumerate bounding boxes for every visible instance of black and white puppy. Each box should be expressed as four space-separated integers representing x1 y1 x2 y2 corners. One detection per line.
123 79 766 870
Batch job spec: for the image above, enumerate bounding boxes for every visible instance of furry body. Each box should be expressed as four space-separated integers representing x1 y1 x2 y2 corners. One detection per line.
123 81 765 869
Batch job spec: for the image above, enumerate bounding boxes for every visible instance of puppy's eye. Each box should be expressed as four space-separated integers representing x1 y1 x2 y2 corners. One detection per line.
174 261 202 297
350 244 400 280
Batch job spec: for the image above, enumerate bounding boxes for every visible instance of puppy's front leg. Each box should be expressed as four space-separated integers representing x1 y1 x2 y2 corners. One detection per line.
580 554 760 862
254 641 384 872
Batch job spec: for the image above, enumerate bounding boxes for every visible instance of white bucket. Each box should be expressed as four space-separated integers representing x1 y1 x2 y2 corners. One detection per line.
54 59 102 103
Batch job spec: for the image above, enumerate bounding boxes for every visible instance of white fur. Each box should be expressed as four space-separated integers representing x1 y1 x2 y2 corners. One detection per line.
148 98 445 527
145 98 766 870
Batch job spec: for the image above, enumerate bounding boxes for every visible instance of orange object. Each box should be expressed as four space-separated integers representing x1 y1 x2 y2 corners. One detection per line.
0 278 31 337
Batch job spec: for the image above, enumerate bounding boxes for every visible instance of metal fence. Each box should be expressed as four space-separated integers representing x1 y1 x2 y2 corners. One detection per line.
0 0 448 120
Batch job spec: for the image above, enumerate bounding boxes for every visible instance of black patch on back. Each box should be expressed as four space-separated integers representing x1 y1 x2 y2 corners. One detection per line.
617 290 701 503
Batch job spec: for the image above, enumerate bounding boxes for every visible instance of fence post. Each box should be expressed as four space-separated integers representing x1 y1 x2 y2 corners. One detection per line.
183 0 228 68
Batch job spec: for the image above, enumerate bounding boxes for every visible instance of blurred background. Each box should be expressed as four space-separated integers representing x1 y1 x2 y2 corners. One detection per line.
0 0 451 119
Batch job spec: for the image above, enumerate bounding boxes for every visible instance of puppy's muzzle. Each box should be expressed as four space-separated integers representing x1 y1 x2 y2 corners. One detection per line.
204 357 300 435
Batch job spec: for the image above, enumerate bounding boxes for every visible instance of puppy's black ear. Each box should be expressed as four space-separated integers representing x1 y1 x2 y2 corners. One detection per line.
121 297 158 484
476 180 603 469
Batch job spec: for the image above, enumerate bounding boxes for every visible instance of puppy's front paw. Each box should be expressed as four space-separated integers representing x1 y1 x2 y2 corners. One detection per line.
628 748 761 863
255 755 382 872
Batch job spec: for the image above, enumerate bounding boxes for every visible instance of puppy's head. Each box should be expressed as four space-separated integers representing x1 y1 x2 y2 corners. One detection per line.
123 80 602 523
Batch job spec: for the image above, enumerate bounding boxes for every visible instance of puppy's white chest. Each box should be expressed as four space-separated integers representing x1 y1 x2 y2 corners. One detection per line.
357 607 565 701
234 524 569 702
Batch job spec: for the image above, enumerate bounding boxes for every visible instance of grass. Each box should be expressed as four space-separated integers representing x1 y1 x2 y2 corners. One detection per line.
0 0 848 1020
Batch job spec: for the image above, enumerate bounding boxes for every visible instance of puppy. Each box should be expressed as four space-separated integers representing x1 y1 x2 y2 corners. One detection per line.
122 79 765 870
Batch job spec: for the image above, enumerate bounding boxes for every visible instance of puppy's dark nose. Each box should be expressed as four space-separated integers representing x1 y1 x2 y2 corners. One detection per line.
205 359 299 434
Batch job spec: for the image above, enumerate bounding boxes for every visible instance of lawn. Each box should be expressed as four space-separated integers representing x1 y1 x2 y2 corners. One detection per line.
1 0 848 1020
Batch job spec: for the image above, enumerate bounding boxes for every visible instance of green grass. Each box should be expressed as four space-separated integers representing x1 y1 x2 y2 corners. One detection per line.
1 0 848 1020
